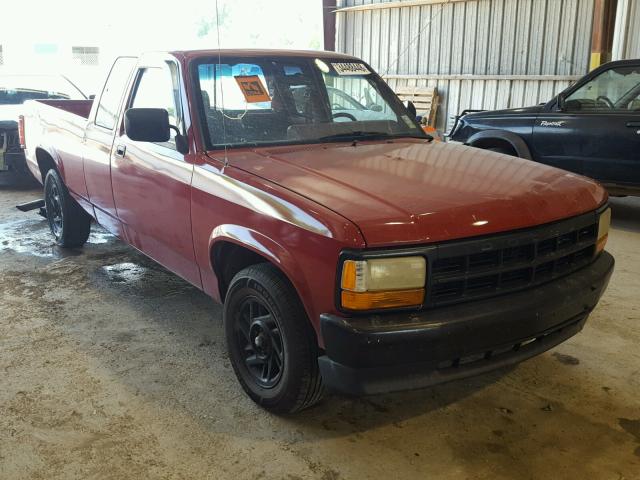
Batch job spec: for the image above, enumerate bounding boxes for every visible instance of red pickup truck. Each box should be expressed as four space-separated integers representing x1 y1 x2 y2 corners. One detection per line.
22 50 614 413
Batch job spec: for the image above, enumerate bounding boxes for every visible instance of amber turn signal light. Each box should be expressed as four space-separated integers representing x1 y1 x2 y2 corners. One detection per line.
596 208 611 254
341 289 425 311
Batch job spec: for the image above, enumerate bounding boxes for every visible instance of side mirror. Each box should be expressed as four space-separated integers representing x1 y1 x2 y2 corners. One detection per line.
88 94 96 100
124 108 170 142
403 100 417 119
557 93 566 112
369 104 383 112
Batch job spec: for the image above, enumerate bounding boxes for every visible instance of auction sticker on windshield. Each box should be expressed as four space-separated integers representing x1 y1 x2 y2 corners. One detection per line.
331 63 371 75
234 75 271 103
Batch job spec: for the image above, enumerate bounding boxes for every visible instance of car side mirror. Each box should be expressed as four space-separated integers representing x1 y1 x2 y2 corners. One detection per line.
557 93 566 112
125 108 171 142
369 104 383 112
403 100 417 119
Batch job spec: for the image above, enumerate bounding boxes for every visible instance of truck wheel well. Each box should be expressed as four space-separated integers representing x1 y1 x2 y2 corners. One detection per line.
212 242 270 302
35 148 57 181
471 138 518 156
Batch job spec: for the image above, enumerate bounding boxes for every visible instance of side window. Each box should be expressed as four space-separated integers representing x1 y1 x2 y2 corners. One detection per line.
129 66 180 147
95 57 136 130
566 66 640 112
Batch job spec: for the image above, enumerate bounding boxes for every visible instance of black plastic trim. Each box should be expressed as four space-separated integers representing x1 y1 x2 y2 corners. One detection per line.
467 129 533 160
320 250 614 395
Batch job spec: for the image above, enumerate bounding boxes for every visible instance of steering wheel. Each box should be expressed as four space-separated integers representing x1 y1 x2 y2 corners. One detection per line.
596 95 614 109
332 112 357 121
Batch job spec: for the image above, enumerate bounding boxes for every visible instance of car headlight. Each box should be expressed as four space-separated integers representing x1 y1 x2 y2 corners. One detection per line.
596 207 611 254
340 256 426 310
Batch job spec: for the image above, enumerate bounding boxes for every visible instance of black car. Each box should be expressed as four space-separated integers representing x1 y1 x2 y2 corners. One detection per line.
449 59 640 196
0 74 85 179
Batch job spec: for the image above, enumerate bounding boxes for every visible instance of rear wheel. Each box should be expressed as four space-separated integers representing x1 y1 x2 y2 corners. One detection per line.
44 169 91 248
223 263 324 414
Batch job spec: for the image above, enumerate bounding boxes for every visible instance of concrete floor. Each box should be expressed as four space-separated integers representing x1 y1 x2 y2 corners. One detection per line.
0 172 639 480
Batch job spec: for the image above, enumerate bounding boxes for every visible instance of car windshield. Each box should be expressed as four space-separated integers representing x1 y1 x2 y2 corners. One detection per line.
0 75 86 105
195 56 426 149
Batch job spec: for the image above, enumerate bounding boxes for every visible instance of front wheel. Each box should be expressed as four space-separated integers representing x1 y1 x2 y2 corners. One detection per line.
44 169 91 248
223 263 324 413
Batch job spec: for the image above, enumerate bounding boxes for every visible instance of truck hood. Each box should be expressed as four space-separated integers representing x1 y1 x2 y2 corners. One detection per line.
228 140 606 246
466 105 544 119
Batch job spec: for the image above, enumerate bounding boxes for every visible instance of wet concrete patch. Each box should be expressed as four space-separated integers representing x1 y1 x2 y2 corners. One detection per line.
0 217 61 258
552 352 580 366
619 418 640 443
87 230 113 245
0 214 119 260
95 259 196 299
102 262 149 284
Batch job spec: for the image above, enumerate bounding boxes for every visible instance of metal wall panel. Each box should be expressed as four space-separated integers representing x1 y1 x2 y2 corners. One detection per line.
335 0 596 131
613 0 640 60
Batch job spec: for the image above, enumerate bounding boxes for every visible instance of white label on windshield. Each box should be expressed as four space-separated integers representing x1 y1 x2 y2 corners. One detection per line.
331 62 371 75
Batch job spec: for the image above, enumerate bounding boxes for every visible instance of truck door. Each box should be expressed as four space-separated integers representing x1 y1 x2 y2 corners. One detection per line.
110 59 200 288
532 63 640 187
84 57 137 235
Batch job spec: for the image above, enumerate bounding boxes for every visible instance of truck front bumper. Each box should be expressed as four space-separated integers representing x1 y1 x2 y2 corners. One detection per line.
318 251 614 395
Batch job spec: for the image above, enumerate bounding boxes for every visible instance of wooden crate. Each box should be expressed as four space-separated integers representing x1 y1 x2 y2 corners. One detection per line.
394 86 438 127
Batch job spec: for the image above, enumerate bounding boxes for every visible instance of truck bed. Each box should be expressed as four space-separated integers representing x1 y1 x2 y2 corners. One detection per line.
22 98 95 183
34 99 93 119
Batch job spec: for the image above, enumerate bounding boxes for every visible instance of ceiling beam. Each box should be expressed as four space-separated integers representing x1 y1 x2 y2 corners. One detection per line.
335 0 468 14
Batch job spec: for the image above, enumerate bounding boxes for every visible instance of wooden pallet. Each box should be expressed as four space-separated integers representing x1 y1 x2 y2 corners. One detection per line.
394 86 438 127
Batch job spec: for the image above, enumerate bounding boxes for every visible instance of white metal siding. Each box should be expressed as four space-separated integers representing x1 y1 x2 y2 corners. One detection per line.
335 0 595 131
613 0 640 60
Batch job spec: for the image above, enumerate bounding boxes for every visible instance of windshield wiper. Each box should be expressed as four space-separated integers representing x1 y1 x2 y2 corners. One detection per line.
317 131 392 142
317 131 431 143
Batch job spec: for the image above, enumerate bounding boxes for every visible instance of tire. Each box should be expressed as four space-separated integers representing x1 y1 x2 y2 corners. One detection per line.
486 146 516 156
223 263 324 414
44 169 91 248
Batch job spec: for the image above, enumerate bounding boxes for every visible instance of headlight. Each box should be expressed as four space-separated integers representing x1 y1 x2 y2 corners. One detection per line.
340 256 426 310
596 208 611 254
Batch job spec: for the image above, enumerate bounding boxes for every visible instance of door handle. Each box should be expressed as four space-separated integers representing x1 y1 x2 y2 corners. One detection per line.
626 122 640 127
115 145 126 157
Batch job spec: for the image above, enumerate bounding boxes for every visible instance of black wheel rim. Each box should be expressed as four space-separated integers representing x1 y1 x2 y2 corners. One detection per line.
45 181 63 239
235 297 284 389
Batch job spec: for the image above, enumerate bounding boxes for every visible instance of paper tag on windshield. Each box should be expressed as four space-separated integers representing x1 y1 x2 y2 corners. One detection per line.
331 62 371 76
234 75 271 103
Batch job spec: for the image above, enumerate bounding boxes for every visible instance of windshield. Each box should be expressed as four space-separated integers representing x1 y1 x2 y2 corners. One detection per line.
565 66 640 111
194 56 426 149
0 75 86 105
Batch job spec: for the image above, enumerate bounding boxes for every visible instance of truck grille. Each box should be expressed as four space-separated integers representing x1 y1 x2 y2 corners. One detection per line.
428 212 599 306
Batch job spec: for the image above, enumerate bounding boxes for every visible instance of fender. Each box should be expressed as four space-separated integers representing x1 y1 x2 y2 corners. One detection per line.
467 129 533 160
208 224 316 324
34 144 66 181
34 143 97 219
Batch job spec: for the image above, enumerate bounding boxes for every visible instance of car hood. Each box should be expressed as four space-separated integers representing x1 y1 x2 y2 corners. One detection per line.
466 105 544 119
227 140 606 247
